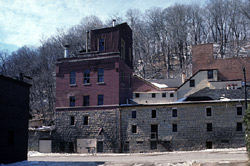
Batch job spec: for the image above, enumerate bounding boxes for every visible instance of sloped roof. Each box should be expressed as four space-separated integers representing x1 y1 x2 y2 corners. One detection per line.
147 77 182 88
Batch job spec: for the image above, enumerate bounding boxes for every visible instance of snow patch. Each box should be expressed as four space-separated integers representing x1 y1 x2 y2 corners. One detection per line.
151 82 168 88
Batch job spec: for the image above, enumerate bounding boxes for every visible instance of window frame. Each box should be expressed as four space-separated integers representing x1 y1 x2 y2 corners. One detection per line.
236 122 243 131
98 38 105 52
135 93 140 98
190 79 195 87
152 93 156 98
207 123 213 132
69 96 75 107
172 124 177 132
97 94 104 105
162 93 166 98
70 71 76 85
206 107 212 117
132 110 136 119
172 108 177 117
132 125 137 133
170 93 174 98
83 116 88 125
152 110 156 118
83 95 90 106
70 116 75 126
98 68 104 83
84 69 90 84
207 70 214 79
237 106 243 116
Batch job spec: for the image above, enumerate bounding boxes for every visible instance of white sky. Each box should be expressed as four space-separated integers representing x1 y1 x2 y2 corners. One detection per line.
0 0 203 52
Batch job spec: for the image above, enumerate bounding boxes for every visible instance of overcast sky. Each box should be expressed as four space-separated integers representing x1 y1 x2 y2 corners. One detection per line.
0 0 203 52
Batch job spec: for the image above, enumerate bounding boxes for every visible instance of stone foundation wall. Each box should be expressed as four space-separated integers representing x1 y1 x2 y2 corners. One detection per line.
53 108 120 153
28 131 52 151
120 102 245 153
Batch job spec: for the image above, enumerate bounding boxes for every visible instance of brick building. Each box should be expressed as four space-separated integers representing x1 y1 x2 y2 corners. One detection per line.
54 23 133 153
192 43 250 83
0 75 31 164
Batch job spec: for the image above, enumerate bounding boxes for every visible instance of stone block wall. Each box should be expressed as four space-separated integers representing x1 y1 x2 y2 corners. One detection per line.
120 101 245 153
53 107 120 153
28 131 52 151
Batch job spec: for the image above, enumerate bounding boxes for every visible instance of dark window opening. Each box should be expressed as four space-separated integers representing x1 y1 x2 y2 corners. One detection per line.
135 93 140 98
151 125 158 139
137 141 143 144
172 124 177 132
132 125 137 133
206 141 213 149
206 107 212 116
237 122 243 131
70 71 76 85
190 79 195 87
207 70 213 79
97 141 103 153
99 38 105 51
221 140 229 144
83 116 88 125
70 116 75 125
60 142 65 152
98 68 104 83
207 123 213 132
132 111 136 118
69 142 74 153
70 96 75 107
98 94 104 105
123 142 129 152
162 93 166 97
152 110 156 118
237 106 242 115
170 93 174 97
8 131 15 145
84 69 90 84
150 141 157 150
152 93 156 98
83 95 90 106
172 109 177 117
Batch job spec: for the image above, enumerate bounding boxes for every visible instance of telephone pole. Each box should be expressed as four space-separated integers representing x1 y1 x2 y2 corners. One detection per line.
243 66 248 110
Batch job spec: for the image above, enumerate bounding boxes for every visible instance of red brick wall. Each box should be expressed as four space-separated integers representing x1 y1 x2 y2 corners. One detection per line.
192 43 250 82
56 57 120 108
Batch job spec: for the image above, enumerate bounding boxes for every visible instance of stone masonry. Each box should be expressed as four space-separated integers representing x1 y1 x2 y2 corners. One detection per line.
53 107 121 153
120 101 246 153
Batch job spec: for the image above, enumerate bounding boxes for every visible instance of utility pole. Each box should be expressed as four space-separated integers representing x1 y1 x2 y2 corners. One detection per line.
243 66 248 110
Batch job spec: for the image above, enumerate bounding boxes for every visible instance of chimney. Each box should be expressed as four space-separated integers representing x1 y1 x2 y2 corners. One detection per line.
182 72 186 83
86 31 89 53
64 45 69 58
112 19 116 27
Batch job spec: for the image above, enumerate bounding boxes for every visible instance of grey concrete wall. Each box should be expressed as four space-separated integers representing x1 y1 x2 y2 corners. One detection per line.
53 108 120 153
28 131 52 151
120 101 245 153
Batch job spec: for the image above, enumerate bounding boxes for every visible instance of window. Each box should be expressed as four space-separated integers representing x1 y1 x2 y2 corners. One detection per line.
172 108 177 117
207 70 213 79
99 38 105 51
172 124 177 132
83 116 88 125
207 123 213 132
190 79 195 87
98 69 104 83
150 141 157 150
206 141 213 149
132 125 137 133
121 70 125 84
170 93 174 97
206 107 212 116
70 71 76 85
151 125 158 139
237 106 243 115
83 95 90 106
84 69 90 84
132 111 136 118
162 93 166 98
137 141 143 144
123 141 129 152
152 93 156 98
121 39 125 60
98 95 104 105
236 122 243 131
70 116 75 125
69 96 75 107
135 93 140 98
97 141 103 153
152 110 156 118
8 131 15 145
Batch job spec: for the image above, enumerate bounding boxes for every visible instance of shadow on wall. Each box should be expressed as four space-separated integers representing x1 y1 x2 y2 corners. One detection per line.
1 161 105 166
